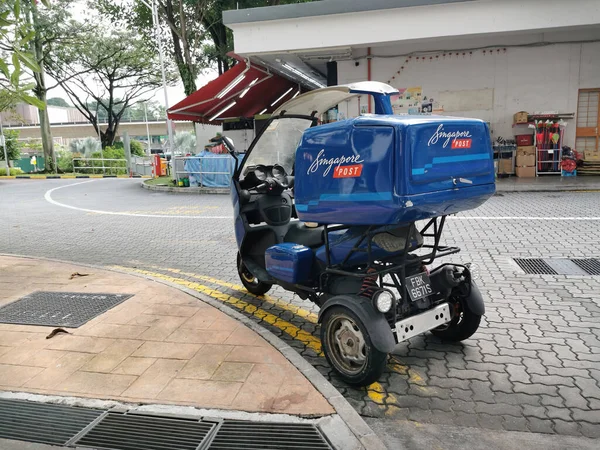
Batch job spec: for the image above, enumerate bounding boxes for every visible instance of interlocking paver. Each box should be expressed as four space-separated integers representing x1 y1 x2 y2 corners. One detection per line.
2 182 599 437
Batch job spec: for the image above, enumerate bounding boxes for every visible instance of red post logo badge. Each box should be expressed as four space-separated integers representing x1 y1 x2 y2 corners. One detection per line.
451 138 472 149
333 164 363 178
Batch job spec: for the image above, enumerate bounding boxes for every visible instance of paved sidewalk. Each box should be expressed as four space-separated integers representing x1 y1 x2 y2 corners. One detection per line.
0 255 333 416
496 175 600 191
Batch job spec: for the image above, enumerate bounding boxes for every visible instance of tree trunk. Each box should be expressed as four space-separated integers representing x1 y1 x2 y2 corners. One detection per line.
31 4 55 172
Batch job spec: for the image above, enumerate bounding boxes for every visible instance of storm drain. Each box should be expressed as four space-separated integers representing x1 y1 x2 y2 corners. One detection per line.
0 399 332 450
0 398 103 445
513 258 558 275
514 258 600 276
74 412 216 450
207 420 332 449
571 258 600 276
0 291 133 327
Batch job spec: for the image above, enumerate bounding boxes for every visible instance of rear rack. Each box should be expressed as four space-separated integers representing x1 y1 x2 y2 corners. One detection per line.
316 216 460 322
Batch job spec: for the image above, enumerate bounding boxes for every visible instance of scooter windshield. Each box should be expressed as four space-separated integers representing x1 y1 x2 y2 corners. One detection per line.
242 117 313 175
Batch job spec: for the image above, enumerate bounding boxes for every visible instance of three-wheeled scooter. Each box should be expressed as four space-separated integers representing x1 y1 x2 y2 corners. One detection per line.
222 82 495 386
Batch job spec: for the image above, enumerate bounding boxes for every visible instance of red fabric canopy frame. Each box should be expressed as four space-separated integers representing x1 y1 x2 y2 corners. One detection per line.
167 60 298 124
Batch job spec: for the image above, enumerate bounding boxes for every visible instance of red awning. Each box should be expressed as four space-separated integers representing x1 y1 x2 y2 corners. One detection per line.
167 60 298 124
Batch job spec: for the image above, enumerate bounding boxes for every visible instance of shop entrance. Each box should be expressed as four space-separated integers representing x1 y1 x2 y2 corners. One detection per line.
576 89 600 158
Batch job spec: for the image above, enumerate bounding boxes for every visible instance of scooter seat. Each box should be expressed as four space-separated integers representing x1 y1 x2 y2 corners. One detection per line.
284 221 325 248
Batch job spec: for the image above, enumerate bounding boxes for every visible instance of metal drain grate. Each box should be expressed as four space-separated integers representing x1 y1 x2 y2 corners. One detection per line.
207 420 332 449
0 291 133 327
0 398 102 445
74 412 216 450
572 259 600 275
513 258 558 275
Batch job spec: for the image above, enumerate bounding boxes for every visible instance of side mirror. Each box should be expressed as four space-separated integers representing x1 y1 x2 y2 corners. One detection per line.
222 136 235 153
220 136 238 173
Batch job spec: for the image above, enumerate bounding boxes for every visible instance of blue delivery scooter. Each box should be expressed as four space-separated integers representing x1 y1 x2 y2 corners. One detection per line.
221 82 495 386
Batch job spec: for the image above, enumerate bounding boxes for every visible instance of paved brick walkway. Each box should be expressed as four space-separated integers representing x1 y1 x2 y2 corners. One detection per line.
2 179 600 446
0 256 333 416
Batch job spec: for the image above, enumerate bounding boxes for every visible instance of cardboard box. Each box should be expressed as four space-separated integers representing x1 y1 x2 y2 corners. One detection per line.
516 166 536 177
517 146 536 157
516 154 535 167
498 159 513 173
514 111 529 124
584 150 600 161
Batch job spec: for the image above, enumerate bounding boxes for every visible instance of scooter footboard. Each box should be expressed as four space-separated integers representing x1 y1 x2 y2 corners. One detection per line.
395 303 451 342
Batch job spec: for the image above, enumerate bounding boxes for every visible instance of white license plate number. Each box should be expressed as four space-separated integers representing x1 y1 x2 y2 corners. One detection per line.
406 272 433 302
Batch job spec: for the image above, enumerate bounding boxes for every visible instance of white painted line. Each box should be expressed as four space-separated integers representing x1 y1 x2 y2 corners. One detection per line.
44 180 233 219
450 216 600 221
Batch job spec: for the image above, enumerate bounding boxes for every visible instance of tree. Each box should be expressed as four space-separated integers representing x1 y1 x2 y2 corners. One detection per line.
47 30 174 147
26 0 94 172
0 129 22 162
47 97 70 107
96 0 317 96
0 0 46 110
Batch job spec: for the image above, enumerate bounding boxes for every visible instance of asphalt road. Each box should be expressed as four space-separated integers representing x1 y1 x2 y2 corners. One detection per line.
2 178 600 448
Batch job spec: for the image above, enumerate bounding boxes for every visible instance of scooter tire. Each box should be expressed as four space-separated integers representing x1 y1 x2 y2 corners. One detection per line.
431 301 481 342
237 253 272 296
320 306 388 387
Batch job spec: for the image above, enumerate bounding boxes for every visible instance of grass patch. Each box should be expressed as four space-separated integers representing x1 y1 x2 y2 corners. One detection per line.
144 176 174 186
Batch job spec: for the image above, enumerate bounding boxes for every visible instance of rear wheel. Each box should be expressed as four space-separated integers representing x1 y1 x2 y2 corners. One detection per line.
320 306 387 386
237 253 272 296
431 298 481 342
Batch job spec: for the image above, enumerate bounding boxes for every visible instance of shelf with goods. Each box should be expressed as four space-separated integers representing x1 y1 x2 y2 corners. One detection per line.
512 112 573 177
534 120 567 176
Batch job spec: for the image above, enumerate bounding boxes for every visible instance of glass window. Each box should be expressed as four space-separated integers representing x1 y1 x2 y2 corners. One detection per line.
242 117 314 176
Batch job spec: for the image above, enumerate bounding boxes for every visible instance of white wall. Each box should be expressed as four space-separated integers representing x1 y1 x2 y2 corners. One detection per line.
229 0 600 55
337 42 600 147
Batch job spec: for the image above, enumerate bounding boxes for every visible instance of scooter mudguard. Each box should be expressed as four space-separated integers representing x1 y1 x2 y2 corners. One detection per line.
319 295 396 353
465 281 485 316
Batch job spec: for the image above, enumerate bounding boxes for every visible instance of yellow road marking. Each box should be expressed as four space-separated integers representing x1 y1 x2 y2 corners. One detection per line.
150 266 319 324
114 266 323 355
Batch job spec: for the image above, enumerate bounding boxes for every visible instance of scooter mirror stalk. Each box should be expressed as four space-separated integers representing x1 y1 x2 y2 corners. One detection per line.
220 136 238 174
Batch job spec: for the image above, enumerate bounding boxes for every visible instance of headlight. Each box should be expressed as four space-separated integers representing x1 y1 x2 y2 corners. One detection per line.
465 262 480 281
373 290 394 313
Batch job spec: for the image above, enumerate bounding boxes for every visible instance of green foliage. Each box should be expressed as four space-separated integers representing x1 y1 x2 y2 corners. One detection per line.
0 167 24 176
130 140 145 156
56 148 73 173
94 0 318 95
69 137 101 157
174 132 197 155
0 129 22 161
0 0 46 109
47 97 70 107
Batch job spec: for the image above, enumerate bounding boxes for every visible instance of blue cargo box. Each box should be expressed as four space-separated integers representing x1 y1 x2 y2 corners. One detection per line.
265 243 313 284
294 115 495 225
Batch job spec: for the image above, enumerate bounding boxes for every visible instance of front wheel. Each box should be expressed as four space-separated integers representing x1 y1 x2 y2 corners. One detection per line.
430 299 481 342
320 306 387 386
237 253 272 296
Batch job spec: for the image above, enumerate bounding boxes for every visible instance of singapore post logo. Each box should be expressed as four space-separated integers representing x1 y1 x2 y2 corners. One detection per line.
307 149 364 178
428 124 472 149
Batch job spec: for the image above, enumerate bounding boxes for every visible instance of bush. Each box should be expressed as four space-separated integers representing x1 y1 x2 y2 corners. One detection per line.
130 140 145 156
0 167 24 176
69 137 101 157
111 140 146 157
56 149 73 173
0 130 22 161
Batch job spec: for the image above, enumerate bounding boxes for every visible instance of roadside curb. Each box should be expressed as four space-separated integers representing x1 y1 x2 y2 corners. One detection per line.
141 180 229 195
0 175 149 179
0 253 386 450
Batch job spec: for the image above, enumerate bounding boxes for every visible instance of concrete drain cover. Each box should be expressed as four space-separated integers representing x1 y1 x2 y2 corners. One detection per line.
0 291 133 327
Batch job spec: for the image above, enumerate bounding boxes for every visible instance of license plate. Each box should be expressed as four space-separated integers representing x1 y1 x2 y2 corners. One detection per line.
406 272 433 302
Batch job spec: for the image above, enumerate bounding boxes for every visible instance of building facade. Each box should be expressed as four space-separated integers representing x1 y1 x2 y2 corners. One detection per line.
224 0 600 162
